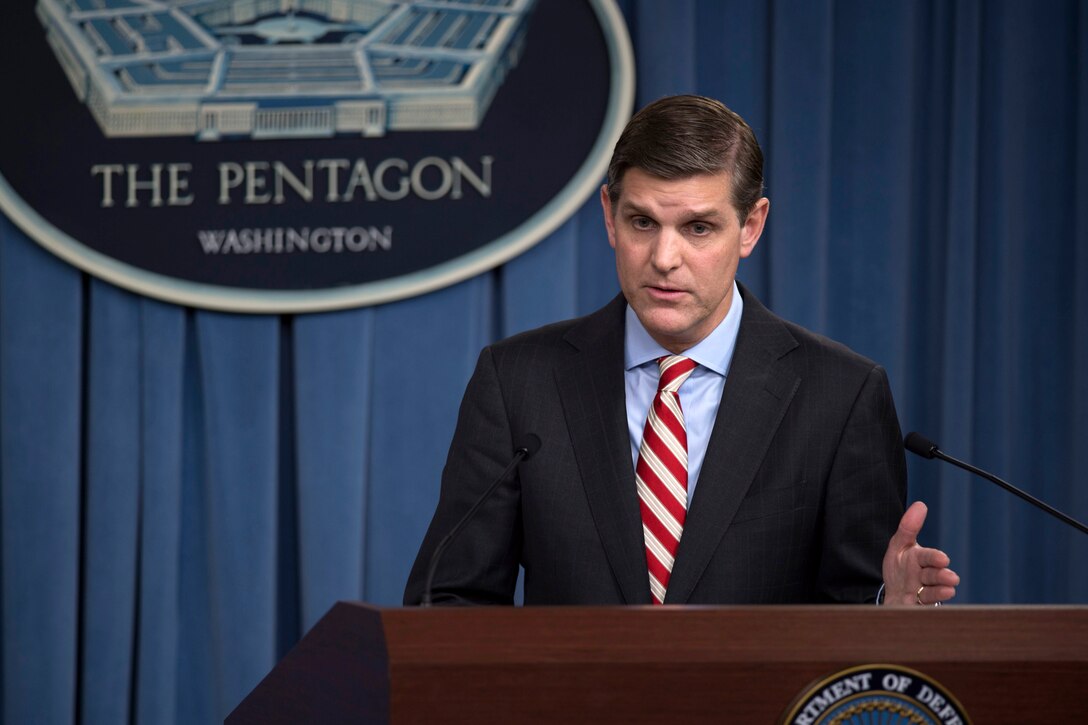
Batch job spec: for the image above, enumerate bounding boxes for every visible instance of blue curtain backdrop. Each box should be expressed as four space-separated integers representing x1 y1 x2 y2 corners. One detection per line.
2 0 1087 722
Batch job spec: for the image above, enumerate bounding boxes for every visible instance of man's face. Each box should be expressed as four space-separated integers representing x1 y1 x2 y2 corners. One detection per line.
601 167 769 354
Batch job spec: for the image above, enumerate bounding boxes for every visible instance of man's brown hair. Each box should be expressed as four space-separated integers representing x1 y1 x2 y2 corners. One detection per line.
606 95 765 222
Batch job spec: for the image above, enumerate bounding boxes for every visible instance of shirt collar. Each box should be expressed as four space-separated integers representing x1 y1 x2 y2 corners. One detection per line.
624 281 744 376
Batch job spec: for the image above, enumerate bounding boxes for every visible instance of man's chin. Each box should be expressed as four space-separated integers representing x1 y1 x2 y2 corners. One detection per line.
634 311 698 349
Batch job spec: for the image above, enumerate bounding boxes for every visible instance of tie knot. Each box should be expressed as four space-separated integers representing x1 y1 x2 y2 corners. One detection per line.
656 355 696 393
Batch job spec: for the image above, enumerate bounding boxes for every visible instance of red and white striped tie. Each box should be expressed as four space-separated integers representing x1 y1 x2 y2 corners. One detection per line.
636 355 697 604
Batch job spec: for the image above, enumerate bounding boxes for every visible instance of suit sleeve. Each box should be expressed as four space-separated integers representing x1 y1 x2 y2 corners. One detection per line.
403 346 522 605
817 365 907 603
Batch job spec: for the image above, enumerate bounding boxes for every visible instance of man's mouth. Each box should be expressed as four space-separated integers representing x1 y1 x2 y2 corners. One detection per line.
646 285 686 300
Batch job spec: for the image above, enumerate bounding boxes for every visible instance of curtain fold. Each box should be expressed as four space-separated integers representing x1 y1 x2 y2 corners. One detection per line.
134 300 185 725
1 1 1087 722
923 0 981 596
0 215 83 725
81 282 141 724
767 0 835 327
293 309 373 631
1072 1 1088 605
192 313 281 714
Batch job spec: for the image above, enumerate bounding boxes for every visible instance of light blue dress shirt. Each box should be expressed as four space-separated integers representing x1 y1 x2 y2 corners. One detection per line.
623 282 743 502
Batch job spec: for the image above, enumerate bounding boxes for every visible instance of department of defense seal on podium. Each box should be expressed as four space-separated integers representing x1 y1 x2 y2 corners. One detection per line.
781 664 971 725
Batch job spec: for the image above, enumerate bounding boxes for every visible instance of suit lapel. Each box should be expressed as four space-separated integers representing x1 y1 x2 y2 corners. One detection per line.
554 296 652 604
664 287 800 604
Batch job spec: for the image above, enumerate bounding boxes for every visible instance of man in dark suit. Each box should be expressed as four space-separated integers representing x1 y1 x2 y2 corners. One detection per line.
404 95 959 607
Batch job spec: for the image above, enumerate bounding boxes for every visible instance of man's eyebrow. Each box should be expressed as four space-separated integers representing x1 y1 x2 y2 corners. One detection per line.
617 200 652 216
683 209 725 220
617 201 725 219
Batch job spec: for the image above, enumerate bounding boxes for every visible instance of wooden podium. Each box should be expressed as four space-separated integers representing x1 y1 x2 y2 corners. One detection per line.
228 603 1088 723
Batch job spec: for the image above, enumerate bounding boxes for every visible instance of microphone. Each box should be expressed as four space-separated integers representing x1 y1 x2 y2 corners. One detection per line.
904 432 1088 535
421 434 542 606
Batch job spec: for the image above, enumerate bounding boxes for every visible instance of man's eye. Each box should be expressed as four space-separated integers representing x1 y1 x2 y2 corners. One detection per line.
690 222 711 235
632 217 653 230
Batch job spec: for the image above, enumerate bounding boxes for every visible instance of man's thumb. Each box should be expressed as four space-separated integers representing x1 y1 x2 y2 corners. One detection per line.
891 501 928 549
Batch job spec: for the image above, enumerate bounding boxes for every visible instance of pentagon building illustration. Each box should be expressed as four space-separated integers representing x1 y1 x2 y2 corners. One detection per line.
36 0 537 140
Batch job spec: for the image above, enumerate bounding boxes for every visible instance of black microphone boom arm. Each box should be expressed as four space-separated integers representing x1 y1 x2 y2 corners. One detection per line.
904 432 1088 536
421 434 542 605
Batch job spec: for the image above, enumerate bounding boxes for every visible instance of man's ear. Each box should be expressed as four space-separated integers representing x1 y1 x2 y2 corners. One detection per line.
739 197 769 259
600 184 617 249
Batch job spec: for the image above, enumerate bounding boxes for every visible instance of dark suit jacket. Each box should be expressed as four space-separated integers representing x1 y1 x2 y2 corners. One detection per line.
404 284 906 605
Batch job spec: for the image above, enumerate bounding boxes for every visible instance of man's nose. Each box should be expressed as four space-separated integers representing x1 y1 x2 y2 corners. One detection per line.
650 229 683 271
